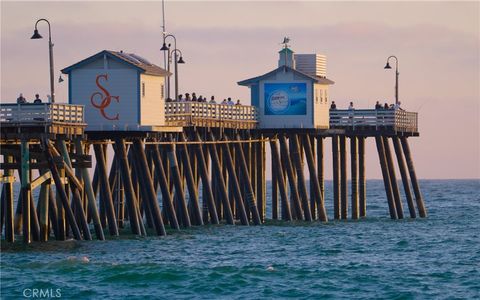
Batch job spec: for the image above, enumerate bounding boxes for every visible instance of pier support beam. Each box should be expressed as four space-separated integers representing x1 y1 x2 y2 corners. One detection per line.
21 140 31 243
133 139 167 235
383 137 404 219
279 135 304 220
332 135 341 220
302 134 328 222
44 140 82 240
221 138 249 225
340 135 348 219
151 145 180 230
113 138 142 235
75 139 105 240
351 136 359 220
269 138 292 221
317 136 325 212
271 151 278 220
167 143 192 228
4 155 15 242
358 137 367 217
193 132 219 224
94 144 119 236
392 137 416 218
208 132 235 225
234 133 261 225
400 137 427 217
178 133 203 226
37 170 50 242
375 136 398 219
290 134 312 221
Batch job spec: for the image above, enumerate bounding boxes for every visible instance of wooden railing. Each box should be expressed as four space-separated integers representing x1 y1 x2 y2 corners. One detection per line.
329 109 418 132
165 102 257 128
0 103 85 125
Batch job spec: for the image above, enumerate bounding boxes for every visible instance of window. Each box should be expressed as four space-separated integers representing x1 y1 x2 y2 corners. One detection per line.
325 90 328 103
315 89 319 104
161 84 164 99
142 82 145 97
320 90 324 103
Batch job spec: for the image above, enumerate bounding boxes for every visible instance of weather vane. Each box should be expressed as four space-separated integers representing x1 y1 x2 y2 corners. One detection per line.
281 36 290 49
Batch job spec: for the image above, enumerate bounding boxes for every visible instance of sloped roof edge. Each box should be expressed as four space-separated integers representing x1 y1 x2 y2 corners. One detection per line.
237 65 334 86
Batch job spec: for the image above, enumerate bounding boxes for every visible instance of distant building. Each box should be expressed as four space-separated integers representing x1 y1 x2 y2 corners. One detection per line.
61 50 170 131
238 46 334 129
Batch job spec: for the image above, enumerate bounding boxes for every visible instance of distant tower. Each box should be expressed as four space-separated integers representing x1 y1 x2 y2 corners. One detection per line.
278 37 295 68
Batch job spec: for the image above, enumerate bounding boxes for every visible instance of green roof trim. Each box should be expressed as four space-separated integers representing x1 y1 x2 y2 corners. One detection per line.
278 47 294 53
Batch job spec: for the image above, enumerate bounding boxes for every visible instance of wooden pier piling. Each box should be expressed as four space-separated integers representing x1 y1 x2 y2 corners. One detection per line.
382 137 404 219
269 138 292 221
113 138 142 235
375 136 398 219
279 135 304 220
302 134 328 222
392 137 416 218
358 137 366 217
332 135 341 220
350 136 359 220
400 137 427 217
340 136 348 220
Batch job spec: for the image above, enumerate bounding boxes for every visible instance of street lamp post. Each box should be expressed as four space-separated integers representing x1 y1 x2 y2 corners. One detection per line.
170 49 185 101
31 18 56 103
384 55 399 105
161 34 177 100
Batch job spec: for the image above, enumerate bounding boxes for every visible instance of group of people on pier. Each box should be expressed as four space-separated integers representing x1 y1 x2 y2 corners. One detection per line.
166 93 242 106
16 93 45 104
330 101 402 110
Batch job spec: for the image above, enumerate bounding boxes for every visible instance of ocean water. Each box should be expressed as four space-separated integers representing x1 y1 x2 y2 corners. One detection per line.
1 179 479 299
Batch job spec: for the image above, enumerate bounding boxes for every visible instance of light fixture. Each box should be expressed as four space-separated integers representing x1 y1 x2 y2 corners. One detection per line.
30 29 42 39
160 42 169 51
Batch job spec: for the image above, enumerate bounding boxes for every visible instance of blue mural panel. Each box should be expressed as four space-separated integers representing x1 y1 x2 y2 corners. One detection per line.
264 83 306 115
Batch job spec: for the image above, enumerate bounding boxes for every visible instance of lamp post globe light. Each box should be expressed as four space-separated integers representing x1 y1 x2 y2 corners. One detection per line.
31 18 56 103
384 55 399 105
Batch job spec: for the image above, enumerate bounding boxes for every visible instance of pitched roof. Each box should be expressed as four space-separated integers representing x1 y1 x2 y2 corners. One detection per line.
61 50 171 76
237 65 334 86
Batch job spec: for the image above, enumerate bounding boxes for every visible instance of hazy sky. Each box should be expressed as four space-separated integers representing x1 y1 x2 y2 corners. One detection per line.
1 1 479 179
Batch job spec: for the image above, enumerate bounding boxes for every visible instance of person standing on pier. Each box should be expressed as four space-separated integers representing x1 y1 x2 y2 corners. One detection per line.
348 102 354 110
227 97 234 105
209 96 216 104
375 101 382 110
16 93 26 104
33 94 42 103
222 99 227 105
236 99 241 106
330 101 337 110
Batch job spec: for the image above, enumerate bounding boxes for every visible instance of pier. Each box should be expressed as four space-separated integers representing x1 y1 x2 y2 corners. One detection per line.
0 45 427 244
